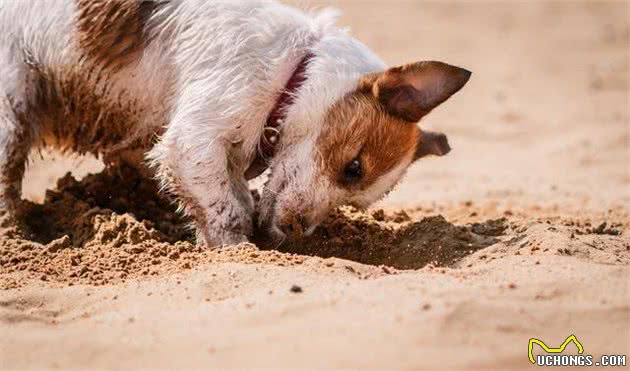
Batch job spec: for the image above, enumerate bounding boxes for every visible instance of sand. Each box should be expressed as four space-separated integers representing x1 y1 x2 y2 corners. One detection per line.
2 1 629 370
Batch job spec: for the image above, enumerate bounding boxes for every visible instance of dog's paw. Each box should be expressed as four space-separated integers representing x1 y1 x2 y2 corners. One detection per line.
197 228 249 248
197 201 253 248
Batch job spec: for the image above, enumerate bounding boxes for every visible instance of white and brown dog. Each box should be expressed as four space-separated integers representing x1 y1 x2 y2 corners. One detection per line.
0 0 470 246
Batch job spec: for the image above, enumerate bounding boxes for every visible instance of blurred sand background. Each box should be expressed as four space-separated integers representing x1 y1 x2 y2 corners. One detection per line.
4 1 630 370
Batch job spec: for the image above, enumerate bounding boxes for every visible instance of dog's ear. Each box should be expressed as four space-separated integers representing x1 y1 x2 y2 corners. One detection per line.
414 130 451 161
372 61 471 122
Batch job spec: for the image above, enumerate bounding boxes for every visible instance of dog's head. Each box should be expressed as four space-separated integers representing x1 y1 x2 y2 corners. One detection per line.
258 61 470 240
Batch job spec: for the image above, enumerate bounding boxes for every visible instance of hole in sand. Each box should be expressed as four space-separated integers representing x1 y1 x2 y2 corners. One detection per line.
257 209 504 270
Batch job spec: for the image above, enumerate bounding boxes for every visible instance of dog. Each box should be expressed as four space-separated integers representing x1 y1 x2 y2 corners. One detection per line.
0 0 471 247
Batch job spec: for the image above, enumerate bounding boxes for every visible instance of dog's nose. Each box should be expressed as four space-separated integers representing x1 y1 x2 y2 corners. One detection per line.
278 214 309 239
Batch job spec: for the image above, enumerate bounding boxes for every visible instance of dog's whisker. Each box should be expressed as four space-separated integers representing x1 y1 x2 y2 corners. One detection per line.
273 233 287 249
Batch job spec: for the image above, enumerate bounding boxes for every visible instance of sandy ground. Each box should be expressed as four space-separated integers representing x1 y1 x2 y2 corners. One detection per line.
3 1 630 370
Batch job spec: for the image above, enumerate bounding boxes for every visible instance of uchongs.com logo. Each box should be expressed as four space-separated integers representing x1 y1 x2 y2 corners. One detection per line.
528 335 626 367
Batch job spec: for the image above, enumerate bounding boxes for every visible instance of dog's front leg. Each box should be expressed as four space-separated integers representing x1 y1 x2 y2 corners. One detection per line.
149 114 254 247
0 94 31 223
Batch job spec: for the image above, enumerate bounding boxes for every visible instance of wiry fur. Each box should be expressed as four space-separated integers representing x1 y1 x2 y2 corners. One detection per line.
0 0 469 246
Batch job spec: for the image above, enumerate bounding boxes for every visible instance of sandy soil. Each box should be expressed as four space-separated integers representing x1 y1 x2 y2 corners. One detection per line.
3 1 629 370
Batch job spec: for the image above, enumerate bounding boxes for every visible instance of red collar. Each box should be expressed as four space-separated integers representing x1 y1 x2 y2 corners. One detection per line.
245 52 314 179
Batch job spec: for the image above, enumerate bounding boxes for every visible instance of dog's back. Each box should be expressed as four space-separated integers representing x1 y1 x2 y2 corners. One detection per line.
0 0 331 158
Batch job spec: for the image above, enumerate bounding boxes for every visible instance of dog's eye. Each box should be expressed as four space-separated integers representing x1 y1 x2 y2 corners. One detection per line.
343 159 362 181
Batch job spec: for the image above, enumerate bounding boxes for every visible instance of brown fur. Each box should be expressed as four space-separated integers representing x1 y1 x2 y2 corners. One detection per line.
19 50 158 163
414 130 450 160
75 0 165 70
318 82 419 190
317 62 466 190
373 61 471 123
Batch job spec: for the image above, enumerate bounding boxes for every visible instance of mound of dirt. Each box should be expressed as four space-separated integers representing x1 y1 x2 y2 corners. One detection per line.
1 168 510 287
21 166 192 246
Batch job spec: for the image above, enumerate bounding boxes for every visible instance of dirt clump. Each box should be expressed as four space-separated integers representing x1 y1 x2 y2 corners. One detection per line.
585 222 622 236
1 168 198 287
22 166 192 245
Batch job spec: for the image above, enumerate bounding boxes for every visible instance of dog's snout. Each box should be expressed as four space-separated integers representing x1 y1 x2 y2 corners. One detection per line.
278 213 309 239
